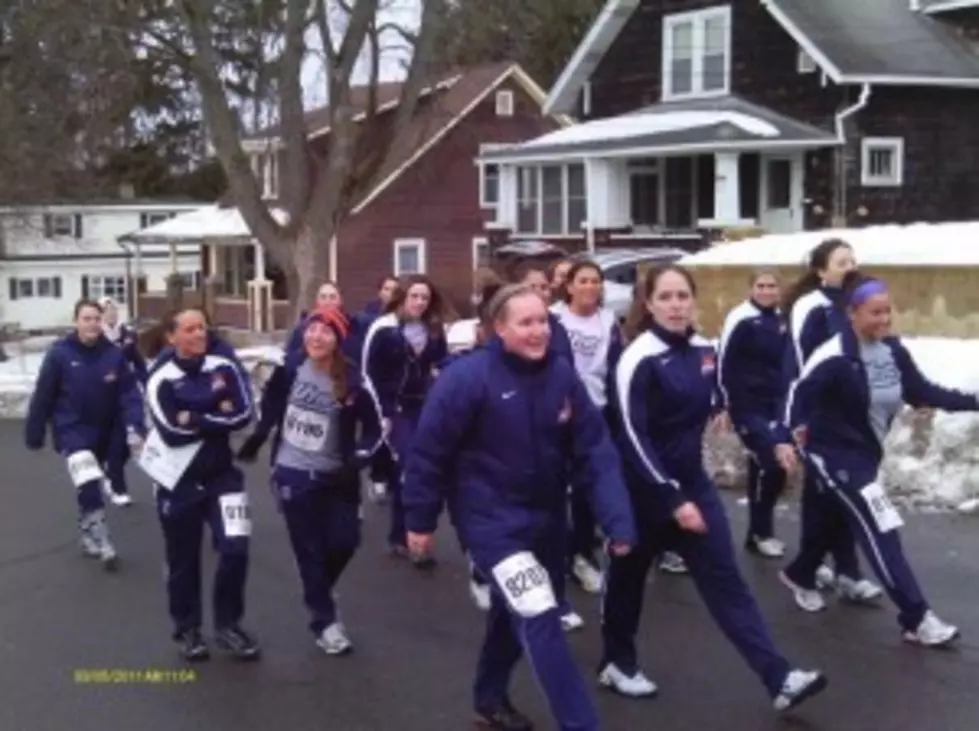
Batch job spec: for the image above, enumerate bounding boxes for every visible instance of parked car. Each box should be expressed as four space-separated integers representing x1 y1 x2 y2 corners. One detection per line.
446 246 685 352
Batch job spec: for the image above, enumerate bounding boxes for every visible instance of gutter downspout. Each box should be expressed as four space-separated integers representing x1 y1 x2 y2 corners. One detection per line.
833 83 872 226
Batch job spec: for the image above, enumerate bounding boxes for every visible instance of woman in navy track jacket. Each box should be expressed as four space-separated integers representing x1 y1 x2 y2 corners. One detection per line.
237 306 383 655
717 270 790 557
402 283 636 731
780 272 976 647
601 264 826 713
361 274 449 566
781 238 881 606
25 298 146 570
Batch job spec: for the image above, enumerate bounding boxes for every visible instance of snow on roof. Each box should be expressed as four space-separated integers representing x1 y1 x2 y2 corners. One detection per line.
680 222 979 267
520 110 779 150
121 205 288 243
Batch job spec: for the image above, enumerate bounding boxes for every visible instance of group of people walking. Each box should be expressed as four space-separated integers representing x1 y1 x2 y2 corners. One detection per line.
22 242 973 730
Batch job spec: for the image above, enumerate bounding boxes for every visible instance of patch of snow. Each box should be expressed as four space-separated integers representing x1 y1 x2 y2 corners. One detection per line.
521 110 779 151
680 221 979 267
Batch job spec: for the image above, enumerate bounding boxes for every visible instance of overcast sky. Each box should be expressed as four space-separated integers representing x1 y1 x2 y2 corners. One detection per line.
300 0 420 107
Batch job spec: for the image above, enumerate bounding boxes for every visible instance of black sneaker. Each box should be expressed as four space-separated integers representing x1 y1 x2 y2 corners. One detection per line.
175 628 210 662
412 553 437 571
214 625 261 661
474 702 534 730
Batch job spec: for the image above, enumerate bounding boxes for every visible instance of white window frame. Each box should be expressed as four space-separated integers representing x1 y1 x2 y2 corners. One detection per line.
479 163 500 208
514 164 587 235
393 238 427 276
662 5 732 101
88 275 127 303
495 90 514 117
860 137 905 187
797 47 817 74
472 236 490 270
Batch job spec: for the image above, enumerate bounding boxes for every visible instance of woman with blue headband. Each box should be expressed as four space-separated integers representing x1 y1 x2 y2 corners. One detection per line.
779 271 978 647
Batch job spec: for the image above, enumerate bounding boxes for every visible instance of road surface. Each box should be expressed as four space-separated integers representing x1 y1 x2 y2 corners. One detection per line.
1 422 977 731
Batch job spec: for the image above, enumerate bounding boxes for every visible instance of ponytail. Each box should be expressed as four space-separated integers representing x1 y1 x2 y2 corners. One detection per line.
781 271 821 317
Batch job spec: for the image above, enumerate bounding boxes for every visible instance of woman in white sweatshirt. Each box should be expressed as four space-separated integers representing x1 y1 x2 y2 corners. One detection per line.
551 260 624 594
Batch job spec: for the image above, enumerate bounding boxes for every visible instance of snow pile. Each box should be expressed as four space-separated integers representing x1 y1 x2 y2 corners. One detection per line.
680 221 979 267
705 337 979 512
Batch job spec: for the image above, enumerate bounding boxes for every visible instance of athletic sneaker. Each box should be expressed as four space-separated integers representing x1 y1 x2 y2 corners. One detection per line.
215 625 261 660
474 701 534 730
174 628 210 662
659 551 688 574
903 611 960 647
80 510 118 571
779 570 826 613
316 623 353 655
773 669 828 711
560 610 585 632
572 554 603 594
745 535 786 558
836 575 883 604
597 663 658 698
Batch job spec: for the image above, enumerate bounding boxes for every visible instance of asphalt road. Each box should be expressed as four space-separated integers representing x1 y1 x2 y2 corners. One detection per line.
1 420 977 731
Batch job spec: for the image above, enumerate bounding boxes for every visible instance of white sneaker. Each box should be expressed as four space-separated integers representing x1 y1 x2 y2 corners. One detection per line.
597 663 658 698
369 482 388 504
316 623 353 655
779 571 826 613
80 510 118 571
469 578 491 611
836 576 883 604
110 492 133 507
100 478 114 500
560 610 585 632
773 669 828 711
572 555 604 594
748 536 785 558
815 564 835 590
659 551 688 574
903 611 960 647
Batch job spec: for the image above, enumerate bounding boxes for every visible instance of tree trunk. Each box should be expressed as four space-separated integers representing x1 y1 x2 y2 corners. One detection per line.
292 223 333 320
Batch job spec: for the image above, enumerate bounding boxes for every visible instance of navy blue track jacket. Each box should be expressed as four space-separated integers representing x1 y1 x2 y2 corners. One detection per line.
784 329 979 465
782 286 847 389
401 337 637 546
718 299 787 418
246 348 383 469
105 324 148 385
361 312 448 419
614 322 722 517
25 333 145 453
145 349 253 498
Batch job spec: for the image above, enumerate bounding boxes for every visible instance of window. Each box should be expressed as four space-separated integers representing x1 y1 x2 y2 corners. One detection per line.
861 137 904 187
393 238 426 275
515 164 587 235
7 276 61 300
566 164 587 232
84 275 126 303
140 212 175 228
179 272 201 290
43 213 82 238
480 164 499 207
495 90 514 117
797 47 817 74
472 237 490 269
516 166 539 233
662 6 731 100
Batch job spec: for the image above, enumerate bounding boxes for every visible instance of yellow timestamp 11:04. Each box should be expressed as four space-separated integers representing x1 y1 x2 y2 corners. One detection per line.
73 668 197 685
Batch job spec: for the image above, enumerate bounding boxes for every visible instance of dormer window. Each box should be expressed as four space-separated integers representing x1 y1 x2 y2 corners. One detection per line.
662 6 732 101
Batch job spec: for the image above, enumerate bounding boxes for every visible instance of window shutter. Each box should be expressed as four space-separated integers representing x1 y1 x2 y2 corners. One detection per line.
8 278 17 301
74 214 83 238
43 215 53 239
81 276 90 299
139 213 148 228
53 277 62 298
137 276 147 294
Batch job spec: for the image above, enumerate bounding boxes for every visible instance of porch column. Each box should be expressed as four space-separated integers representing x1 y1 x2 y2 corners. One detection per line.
247 240 273 333
584 158 629 235
497 165 518 228
132 240 144 319
713 152 742 225
168 240 178 273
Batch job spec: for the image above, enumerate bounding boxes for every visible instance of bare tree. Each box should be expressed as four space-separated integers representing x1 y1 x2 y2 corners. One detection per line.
147 0 445 311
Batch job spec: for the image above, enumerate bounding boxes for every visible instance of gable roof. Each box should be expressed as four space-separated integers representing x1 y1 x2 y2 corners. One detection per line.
347 62 572 214
543 0 979 115
920 0 979 12
764 0 979 84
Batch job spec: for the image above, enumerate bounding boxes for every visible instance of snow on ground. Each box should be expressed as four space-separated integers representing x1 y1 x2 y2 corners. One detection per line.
2 337 978 512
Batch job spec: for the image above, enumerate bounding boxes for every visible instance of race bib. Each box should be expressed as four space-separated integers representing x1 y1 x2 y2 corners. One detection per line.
282 405 330 451
219 493 252 538
490 551 557 618
860 482 904 533
66 451 104 488
137 429 202 490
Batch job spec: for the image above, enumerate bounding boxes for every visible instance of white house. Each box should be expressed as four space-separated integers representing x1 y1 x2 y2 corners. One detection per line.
0 199 203 331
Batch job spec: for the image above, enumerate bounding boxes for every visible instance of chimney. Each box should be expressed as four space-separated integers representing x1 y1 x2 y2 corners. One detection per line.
118 182 135 199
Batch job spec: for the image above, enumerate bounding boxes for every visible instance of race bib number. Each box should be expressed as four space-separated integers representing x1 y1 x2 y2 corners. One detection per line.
66 451 104 488
219 493 252 538
490 551 557 618
282 405 329 451
860 482 904 533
